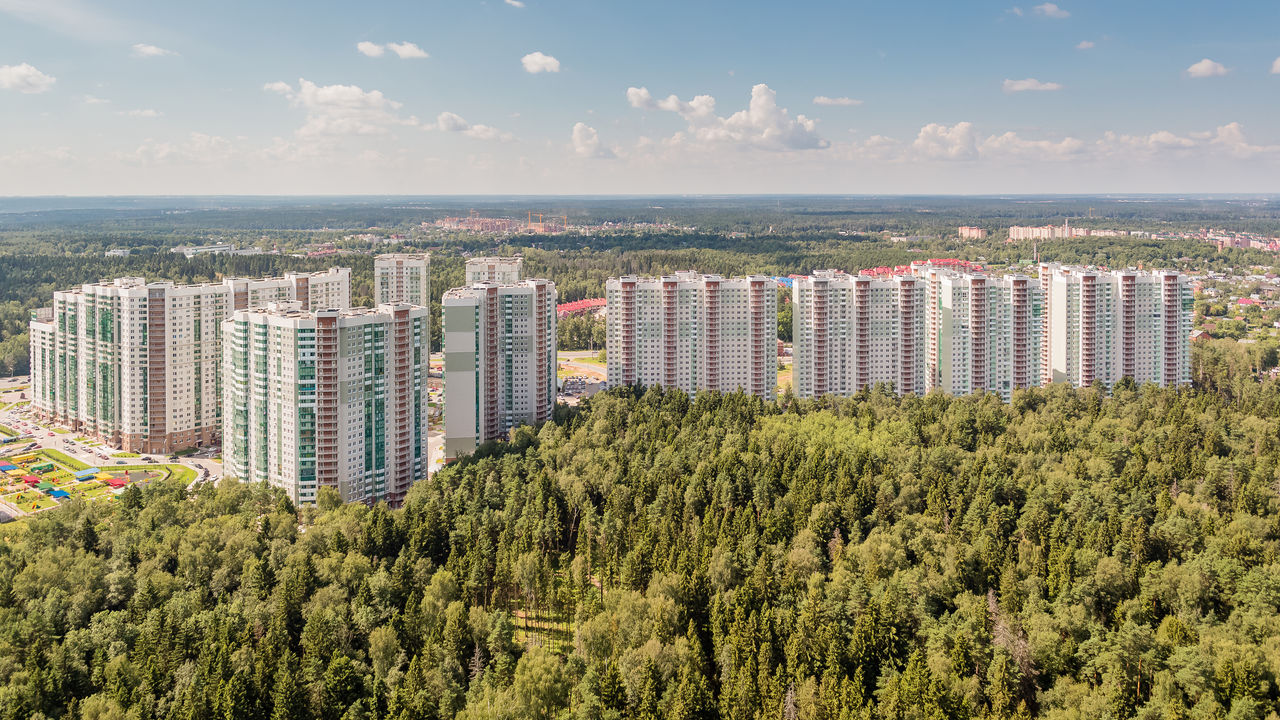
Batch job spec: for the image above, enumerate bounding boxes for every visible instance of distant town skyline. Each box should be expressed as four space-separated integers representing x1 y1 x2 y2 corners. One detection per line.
1 0 1278 195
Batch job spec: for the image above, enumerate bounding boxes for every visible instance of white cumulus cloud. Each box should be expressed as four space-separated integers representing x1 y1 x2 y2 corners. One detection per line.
572 122 615 158
119 132 237 166
265 78 418 138
120 108 161 118
980 131 1085 160
626 83 827 151
898 123 1086 163
1187 58 1228 78
430 112 513 141
82 94 109 104
357 41 385 57
1270 57 1280 74
505 0 526 7
813 96 862 106
131 43 176 58
1076 40 1095 50
521 51 560 73
913 122 980 160
1003 78 1062 93
1033 3 1069 18
0 62 55 93
387 42 428 59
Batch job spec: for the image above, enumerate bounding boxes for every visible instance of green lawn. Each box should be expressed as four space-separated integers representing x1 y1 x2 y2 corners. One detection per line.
113 464 196 485
110 452 140 458
37 449 89 471
0 425 17 438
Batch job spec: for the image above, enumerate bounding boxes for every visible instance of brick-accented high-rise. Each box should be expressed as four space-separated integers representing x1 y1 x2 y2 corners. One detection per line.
221 302 429 506
442 279 556 459
792 265 1043 400
605 272 777 400
1043 264 1191 388
792 271 924 398
375 254 431 306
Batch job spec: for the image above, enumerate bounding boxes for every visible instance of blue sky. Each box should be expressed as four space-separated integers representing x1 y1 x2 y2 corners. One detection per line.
1 0 1278 194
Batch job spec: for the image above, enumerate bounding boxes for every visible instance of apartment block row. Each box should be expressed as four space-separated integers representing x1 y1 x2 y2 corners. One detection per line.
603 272 778 399
29 268 352 454
791 262 1190 399
29 254 448 505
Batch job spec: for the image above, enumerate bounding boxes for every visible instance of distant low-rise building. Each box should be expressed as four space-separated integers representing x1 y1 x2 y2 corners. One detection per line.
172 243 235 258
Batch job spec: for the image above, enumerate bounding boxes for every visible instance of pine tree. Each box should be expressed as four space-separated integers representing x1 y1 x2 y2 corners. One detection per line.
270 651 304 720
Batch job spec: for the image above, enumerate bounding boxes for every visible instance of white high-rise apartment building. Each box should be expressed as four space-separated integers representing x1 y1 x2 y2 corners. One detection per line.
221 302 430 506
792 271 924 398
465 257 523 284
1041 264 1191 388
29 270 352 453
919 267 1044 399
442 279 556 459
375 254 431 306
605 273 777 400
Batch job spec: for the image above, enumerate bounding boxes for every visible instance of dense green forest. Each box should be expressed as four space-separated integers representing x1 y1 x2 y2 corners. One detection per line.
5 383 1280 719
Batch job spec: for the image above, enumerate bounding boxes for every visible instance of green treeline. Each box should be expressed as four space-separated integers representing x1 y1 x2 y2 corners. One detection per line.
4 382 1280 719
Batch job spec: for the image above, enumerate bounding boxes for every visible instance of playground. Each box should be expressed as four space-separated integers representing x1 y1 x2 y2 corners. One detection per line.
0 450 174 516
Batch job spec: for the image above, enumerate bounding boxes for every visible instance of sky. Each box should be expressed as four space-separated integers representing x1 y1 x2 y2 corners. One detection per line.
1 0 1278 196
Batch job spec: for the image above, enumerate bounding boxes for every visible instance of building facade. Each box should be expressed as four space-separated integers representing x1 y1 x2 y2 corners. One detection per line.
792 271 924 398
465 257 524 284
605 273 777 400
919 267 1044 399
375 254 431 306
442 279 557 459
221 302 430 506
29 270 352 453
1042 264 1192 388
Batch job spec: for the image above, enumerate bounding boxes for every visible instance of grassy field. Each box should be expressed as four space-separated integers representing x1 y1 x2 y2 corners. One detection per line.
114 464 196 485
0 425 17 438
2 490 58 512
37 449 89 471
110 452 140 458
